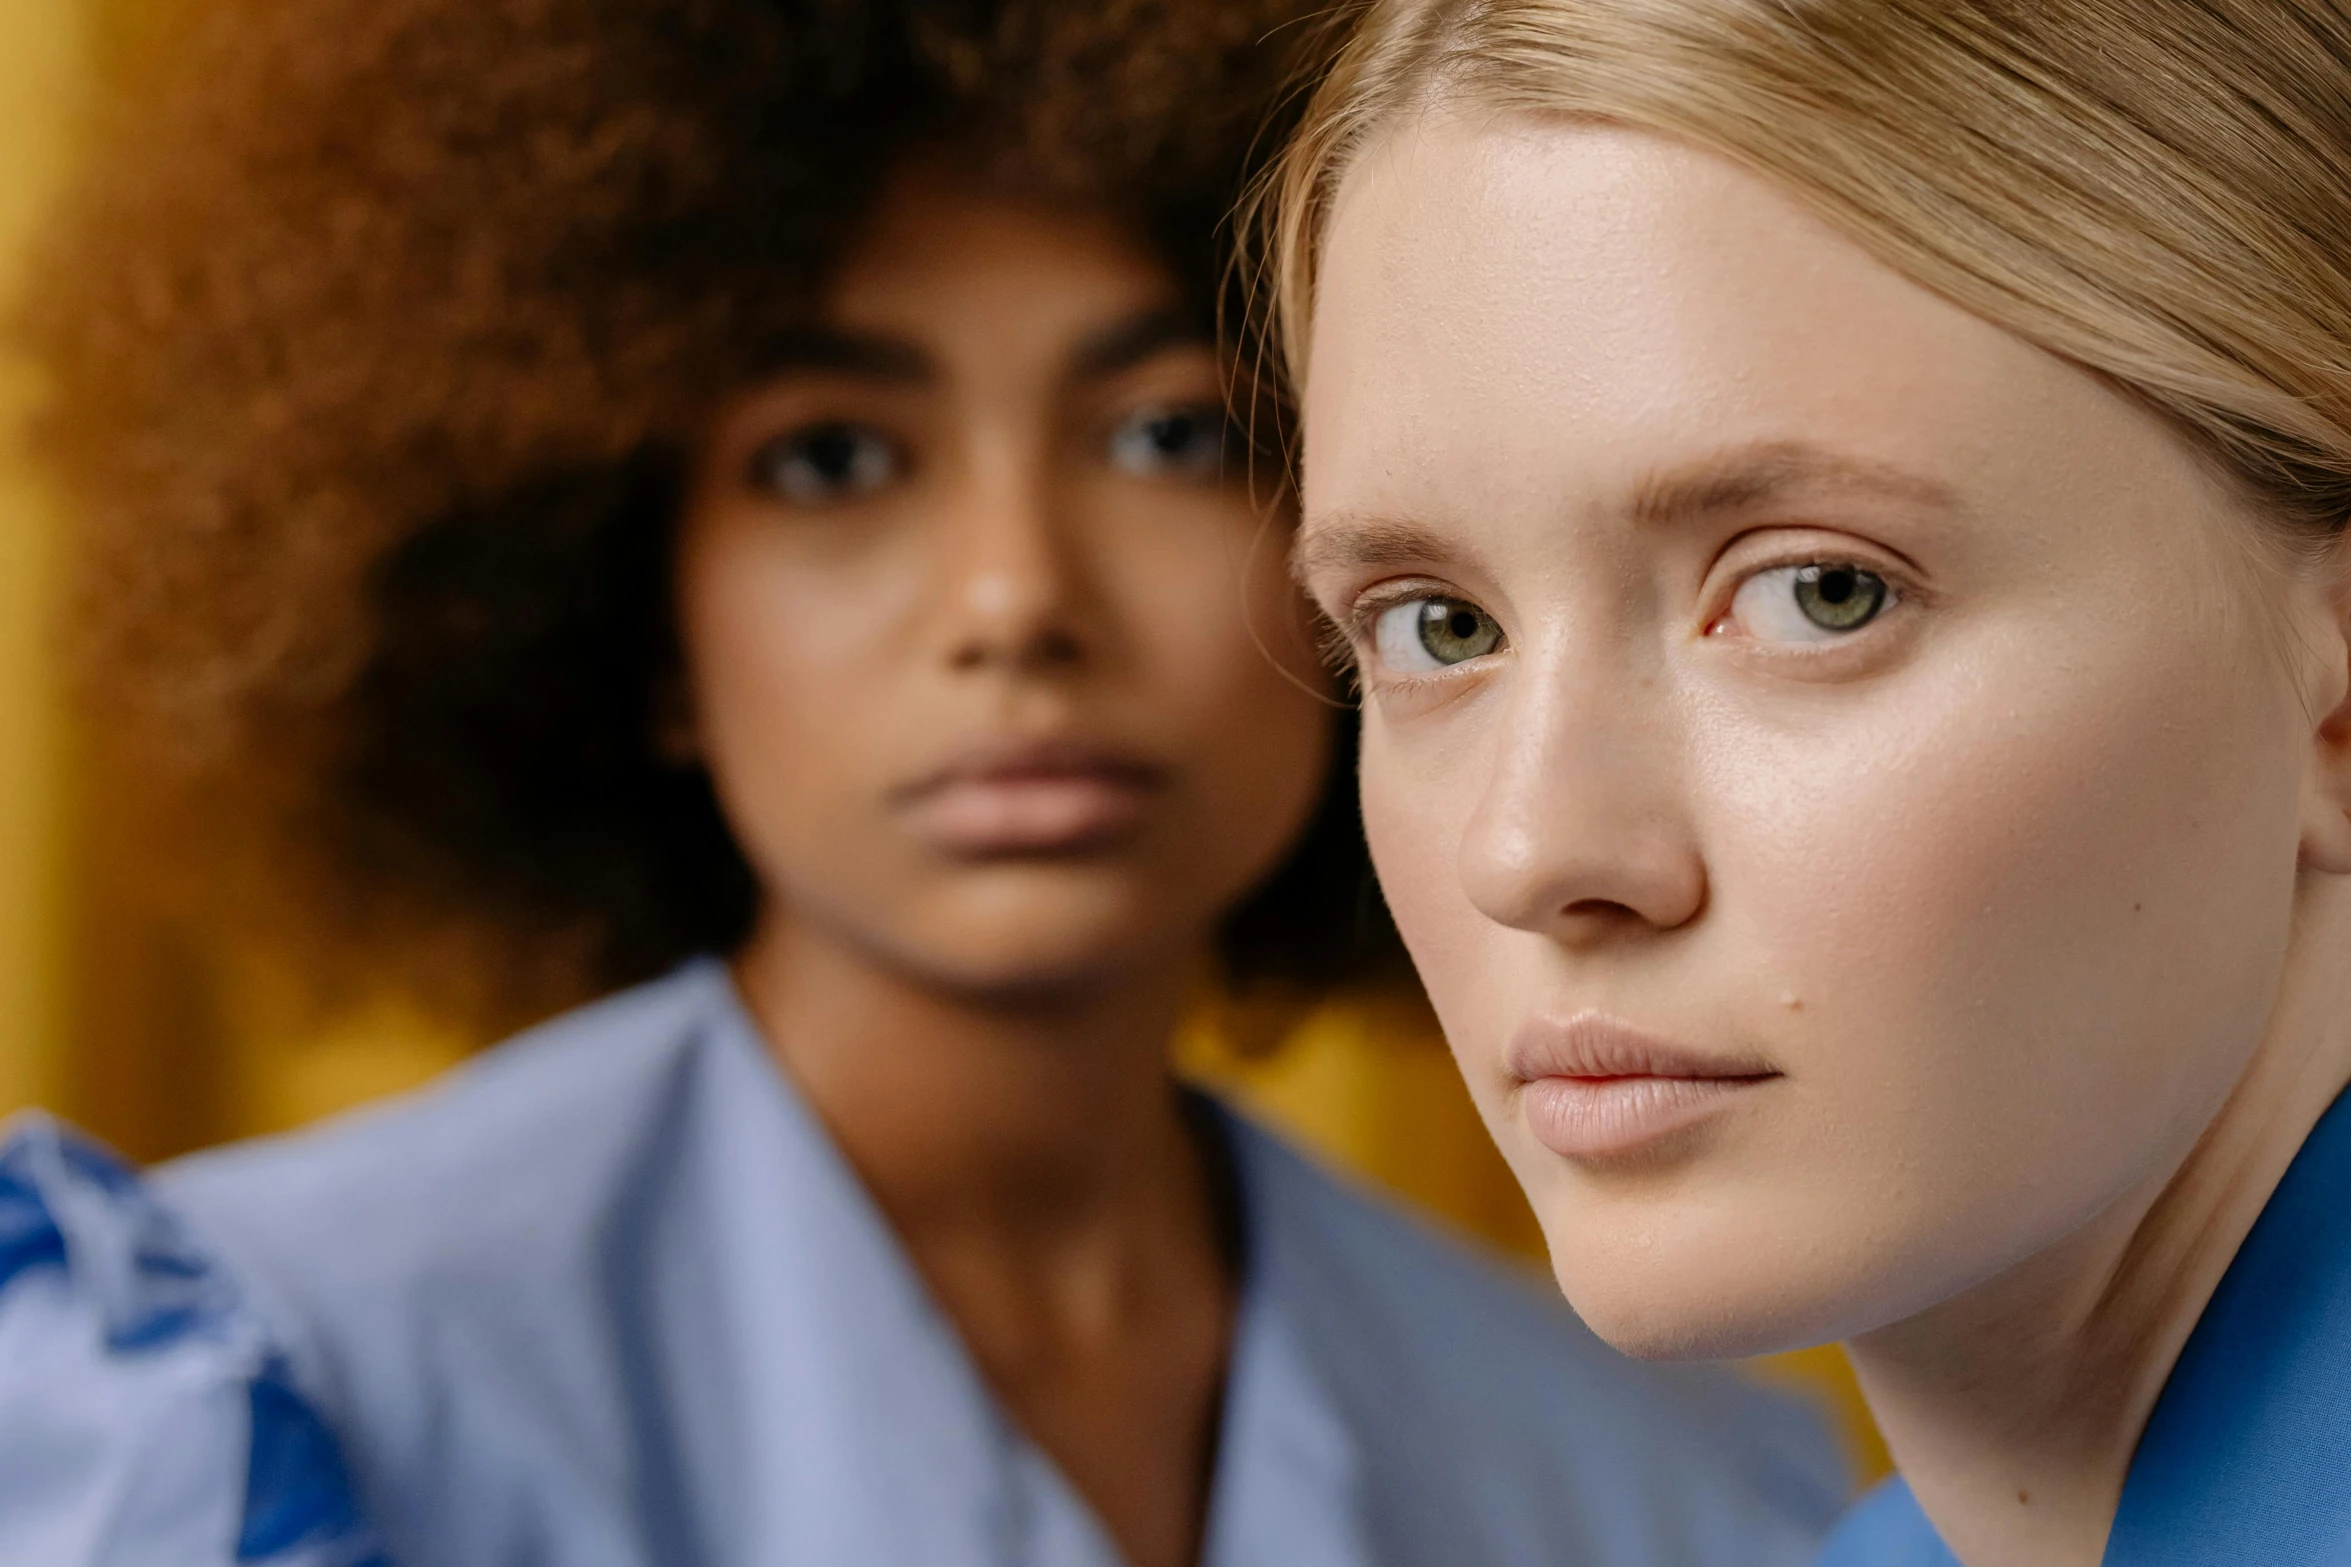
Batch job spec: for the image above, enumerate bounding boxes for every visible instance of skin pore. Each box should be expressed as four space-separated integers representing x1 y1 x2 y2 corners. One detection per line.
675 170 1328 1567
1295 117 2351 1566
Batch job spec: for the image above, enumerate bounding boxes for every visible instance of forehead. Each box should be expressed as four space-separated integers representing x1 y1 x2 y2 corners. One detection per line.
1297 114 2158 550
824 171 1189 348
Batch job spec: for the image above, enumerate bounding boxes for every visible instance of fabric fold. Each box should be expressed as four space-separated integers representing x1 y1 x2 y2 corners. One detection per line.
0 1114 389 1567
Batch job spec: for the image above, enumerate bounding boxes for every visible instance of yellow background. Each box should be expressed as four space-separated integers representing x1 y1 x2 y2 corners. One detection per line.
0 0 1880 1482
0 0 80 1123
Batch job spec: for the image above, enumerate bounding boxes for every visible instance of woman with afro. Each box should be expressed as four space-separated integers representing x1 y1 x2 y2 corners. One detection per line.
0 1 1843 1563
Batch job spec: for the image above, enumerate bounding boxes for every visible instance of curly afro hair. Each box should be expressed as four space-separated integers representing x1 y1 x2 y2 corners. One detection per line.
26 0 1388 1021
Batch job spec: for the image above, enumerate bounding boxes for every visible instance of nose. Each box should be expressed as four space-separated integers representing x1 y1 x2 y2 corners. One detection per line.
936 440 1092 676
1455 653 1707 945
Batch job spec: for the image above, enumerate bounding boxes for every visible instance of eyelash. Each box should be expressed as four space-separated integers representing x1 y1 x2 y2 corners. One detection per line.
1701 547 1922 636
1332 578 1478 688
1332 545 1922 681
1314 611 1360 686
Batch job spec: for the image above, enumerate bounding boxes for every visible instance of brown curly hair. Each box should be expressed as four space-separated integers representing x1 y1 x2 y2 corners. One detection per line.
27 0 1389 1021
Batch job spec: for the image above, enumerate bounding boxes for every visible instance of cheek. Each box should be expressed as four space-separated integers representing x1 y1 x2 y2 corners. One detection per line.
1358 706 1508 1043
1101 497 1332 800
1699 616 2306 1297
1105 496 1317 688
675 516 923 856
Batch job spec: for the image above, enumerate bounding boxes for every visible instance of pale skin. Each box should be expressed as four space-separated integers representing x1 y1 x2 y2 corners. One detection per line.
674 171 1329 1567
1296 117 2351 1567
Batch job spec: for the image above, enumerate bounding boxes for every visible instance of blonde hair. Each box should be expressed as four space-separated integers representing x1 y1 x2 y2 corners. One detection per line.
1256 0 2351 540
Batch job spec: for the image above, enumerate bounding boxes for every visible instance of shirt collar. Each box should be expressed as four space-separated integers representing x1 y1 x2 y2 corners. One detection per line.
1197 1110 1372 1567
688 961 1371 1567
2107 1082 2351 1560
1816 1085 2351 1566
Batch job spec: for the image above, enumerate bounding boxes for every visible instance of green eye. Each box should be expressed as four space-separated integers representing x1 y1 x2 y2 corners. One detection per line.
1792 564 1887 631
1724 562 1897 645
1375 597 1505 672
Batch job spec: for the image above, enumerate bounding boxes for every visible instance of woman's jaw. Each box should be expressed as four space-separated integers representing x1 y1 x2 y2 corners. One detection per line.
1302 114 2351 1362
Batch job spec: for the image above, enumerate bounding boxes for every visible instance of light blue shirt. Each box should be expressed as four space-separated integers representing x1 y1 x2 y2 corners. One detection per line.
1815 1085 2351 1565
2 959 1845 1566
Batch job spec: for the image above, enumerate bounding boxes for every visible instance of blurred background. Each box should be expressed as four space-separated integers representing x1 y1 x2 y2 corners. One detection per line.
0 0 1882 1481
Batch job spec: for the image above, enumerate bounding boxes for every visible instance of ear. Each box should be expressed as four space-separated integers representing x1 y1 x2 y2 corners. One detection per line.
2300 543 2351 875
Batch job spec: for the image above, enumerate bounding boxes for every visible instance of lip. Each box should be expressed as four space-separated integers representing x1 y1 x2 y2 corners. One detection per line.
1506 1013 1778 1162
889 737 1170 857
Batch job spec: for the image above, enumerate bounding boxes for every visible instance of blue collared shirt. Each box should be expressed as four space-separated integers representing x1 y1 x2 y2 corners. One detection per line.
0 960 1845 1566
1816 1086 2351 1565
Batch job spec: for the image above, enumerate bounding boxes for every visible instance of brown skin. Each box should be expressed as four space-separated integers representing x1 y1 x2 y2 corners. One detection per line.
33 0 1348 1017
674 172 1330 1567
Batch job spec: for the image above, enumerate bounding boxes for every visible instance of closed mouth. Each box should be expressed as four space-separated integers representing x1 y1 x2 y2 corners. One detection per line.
1506 1013 1779 1161
890 739 1170 857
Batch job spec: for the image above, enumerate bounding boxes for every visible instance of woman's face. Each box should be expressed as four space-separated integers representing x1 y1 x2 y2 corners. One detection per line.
677 173 1327 995
1298 118 2345 1357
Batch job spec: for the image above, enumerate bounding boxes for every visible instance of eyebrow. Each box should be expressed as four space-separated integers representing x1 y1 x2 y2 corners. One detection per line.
1292 513 1461 584
748 306 1208 390
1295 441 1959 584
754 327 934 383
1070 305 1210 381
1629 441 1961 526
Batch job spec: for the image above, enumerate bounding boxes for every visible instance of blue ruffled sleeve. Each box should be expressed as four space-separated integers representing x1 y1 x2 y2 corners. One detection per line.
0 1113 389 1567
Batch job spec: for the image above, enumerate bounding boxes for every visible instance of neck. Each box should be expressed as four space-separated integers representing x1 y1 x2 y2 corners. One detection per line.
1847 874 2351 1567
730 907 1224 1298
731 908 1238 1567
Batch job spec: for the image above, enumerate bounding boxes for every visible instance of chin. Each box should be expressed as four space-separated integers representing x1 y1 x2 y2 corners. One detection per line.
879 870 1189 997
913 941 1148 1001
1526 1194 1883 1362
1556 1275 1827 1362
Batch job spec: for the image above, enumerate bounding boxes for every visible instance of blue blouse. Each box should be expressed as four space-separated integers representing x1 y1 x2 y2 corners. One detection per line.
0 960 1845 1566
1816 1086 2351 1565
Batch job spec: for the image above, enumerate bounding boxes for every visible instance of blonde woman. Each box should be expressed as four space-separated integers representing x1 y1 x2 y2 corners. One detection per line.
1264 2 2351 1563
0 0 1845 1563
